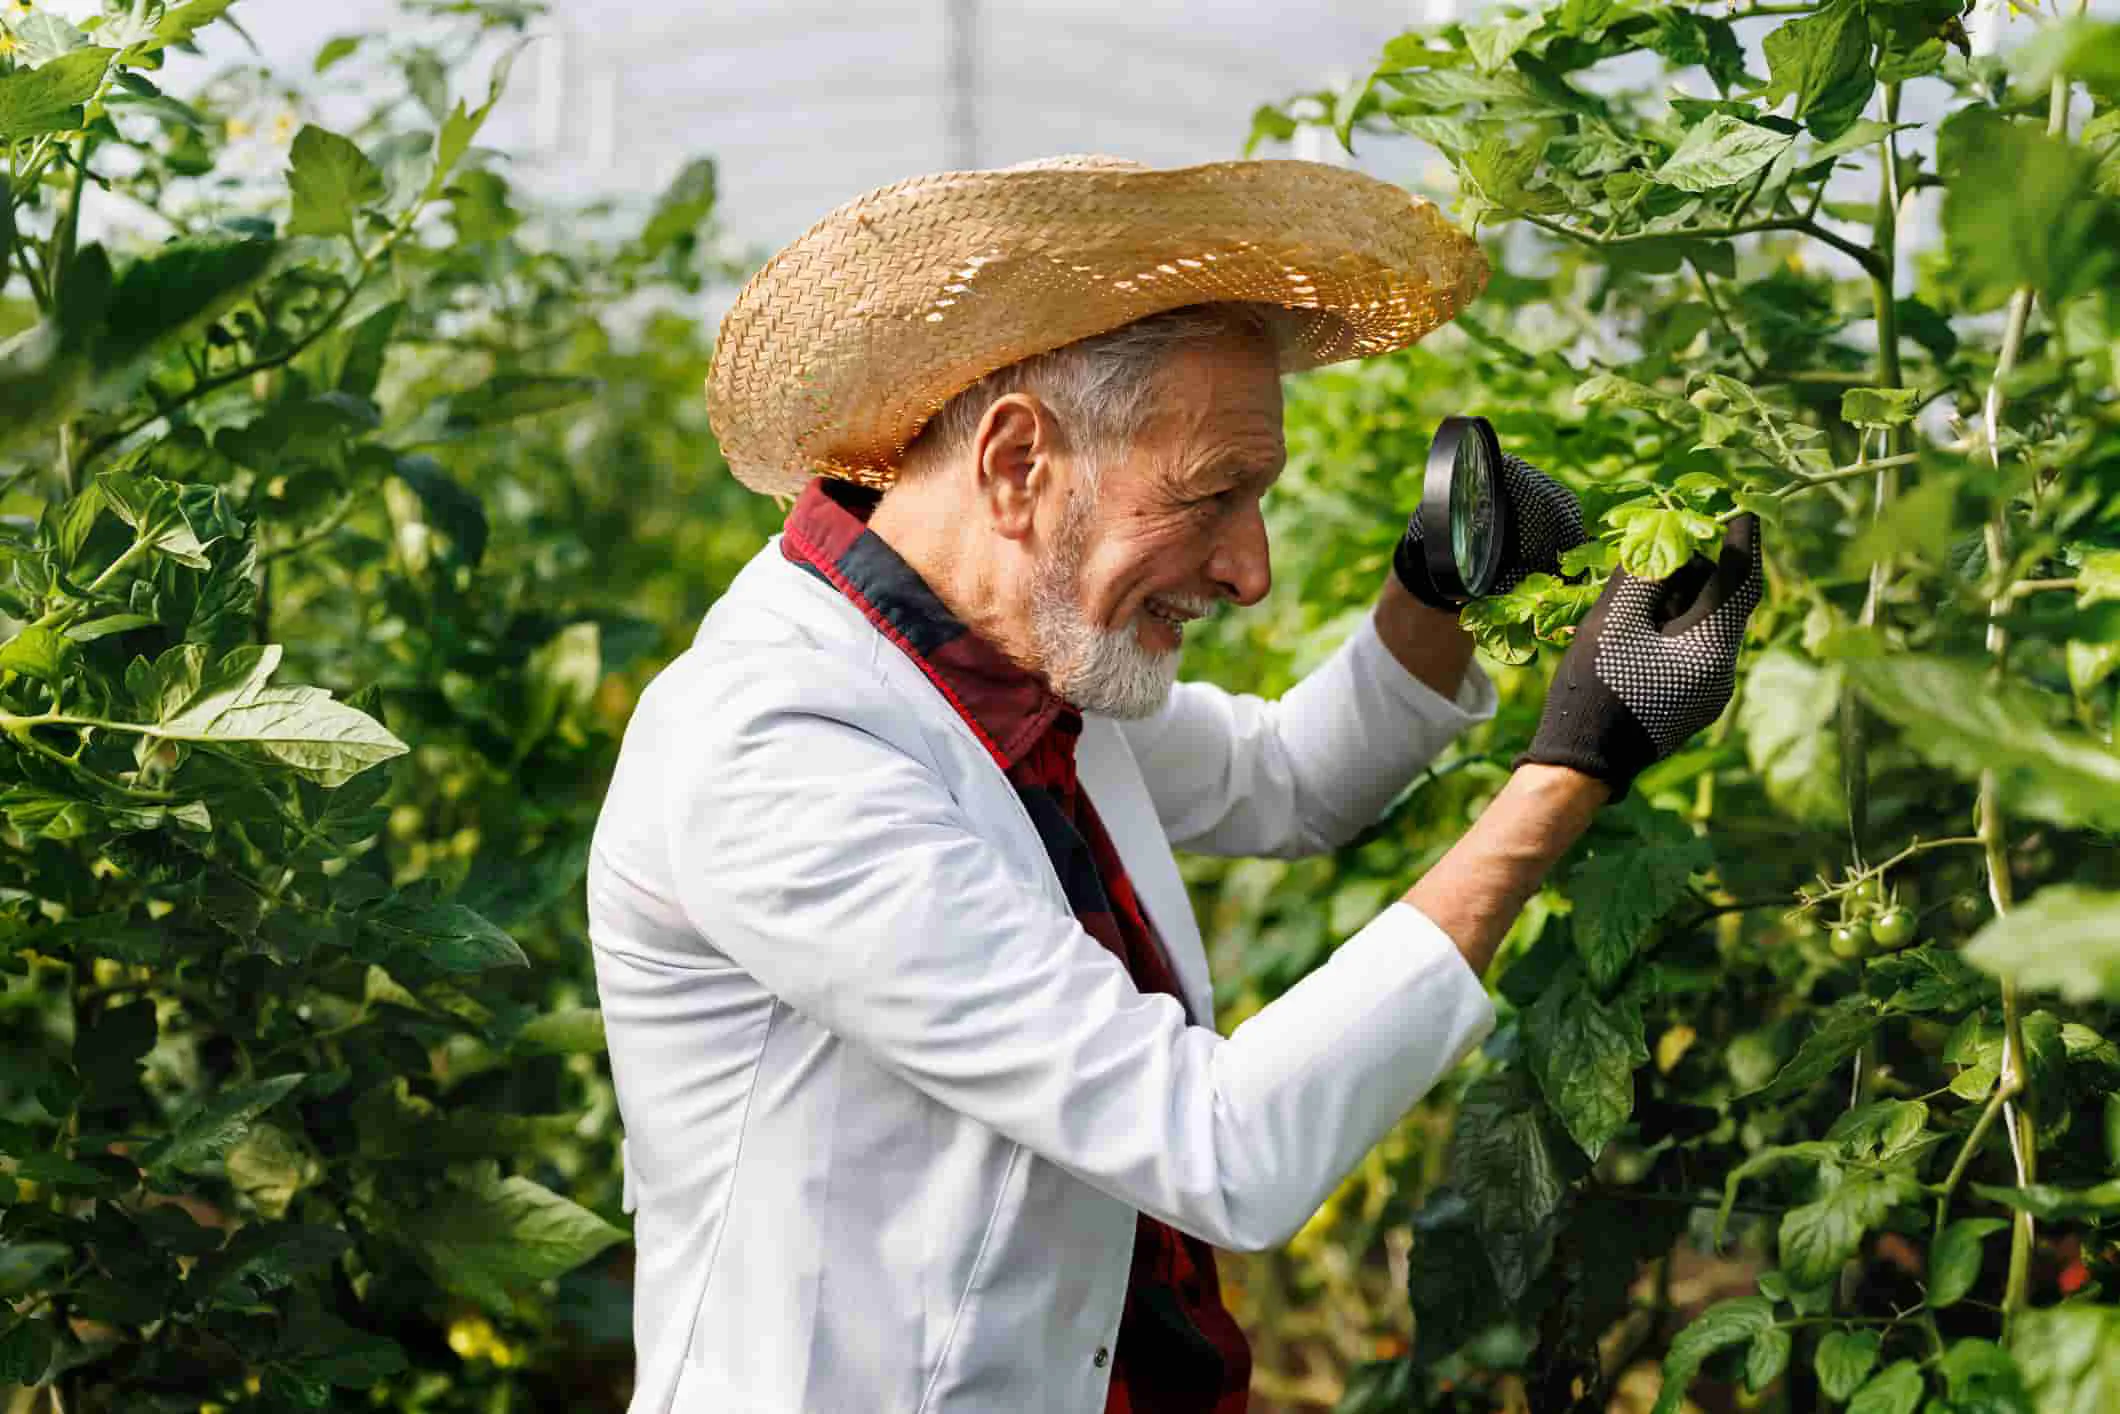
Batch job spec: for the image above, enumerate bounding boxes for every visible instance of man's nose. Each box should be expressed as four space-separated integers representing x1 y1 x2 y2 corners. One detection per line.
1209 504 1272 608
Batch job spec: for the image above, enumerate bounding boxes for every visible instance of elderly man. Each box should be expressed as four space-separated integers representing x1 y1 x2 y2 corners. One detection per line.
589 156 1763 1414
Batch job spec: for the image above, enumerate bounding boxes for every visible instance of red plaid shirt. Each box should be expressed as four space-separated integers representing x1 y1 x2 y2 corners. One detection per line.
782 476 1252 1414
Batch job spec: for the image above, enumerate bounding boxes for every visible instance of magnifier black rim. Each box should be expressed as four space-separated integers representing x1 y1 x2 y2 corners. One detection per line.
1419 414 1505 606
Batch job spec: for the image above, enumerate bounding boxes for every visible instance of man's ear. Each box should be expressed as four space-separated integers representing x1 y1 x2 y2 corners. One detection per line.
972 393 1053 542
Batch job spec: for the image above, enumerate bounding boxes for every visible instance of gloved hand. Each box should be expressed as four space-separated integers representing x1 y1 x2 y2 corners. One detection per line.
1392 452 1589 611
1514 513 1765 803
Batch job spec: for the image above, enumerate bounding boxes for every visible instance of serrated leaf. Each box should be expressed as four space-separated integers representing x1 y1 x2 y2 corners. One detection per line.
1847 1359 1925 1414
2012 1305 2120 1412
153 0 240 47
1405 1190 1508 1365
1653 1296 1777 1414
1449 1068 1568 1302
1760 3 1872 141
1523 973 1639 1159
1566 834 1710 990
1749 996 1878 1103
1929 1217 2007 1309
1780 1168 1922 1288
0 46 112 140
1609 505 1705 579
1841 386 1919 429
1844 655 2120 834
1865 943 1994 1014
1738 649 1842 825
0 625 75 685
1817 1328 1881 1401
146 1074 305 1176
1963 886 2120 1003
1969 1178 2120 1220
287 125 386 241
363 900 526 972
1466 9 1545 72
381 1164 625 1315
12 14 90 65
1824 1099 1928 1162
1746 1325 1792 1393
1653 114 1794 193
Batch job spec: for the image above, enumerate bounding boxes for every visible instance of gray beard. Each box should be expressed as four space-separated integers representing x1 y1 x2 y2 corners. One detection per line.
1028 487 1187 720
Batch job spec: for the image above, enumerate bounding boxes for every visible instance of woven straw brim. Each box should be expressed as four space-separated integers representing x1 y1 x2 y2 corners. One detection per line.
706 157 1490 499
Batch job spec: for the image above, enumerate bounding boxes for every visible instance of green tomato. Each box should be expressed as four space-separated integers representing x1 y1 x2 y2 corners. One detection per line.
1829 922 1871 960
1870 907 1916 951
1848 875 1885 912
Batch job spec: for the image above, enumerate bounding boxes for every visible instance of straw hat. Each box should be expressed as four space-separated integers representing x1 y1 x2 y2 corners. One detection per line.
706 155 1489 500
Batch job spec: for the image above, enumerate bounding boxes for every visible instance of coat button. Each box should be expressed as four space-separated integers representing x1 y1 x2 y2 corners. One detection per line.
1093 1347 1110 1369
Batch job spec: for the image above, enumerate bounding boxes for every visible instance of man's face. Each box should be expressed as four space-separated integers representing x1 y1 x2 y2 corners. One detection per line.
1031 332 1285 718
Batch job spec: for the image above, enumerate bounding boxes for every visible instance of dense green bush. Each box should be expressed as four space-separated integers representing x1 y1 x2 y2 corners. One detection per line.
0 2 776 1407
1210 2 2120 1408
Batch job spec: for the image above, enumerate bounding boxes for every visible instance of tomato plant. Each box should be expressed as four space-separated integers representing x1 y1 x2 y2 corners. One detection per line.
1211 2 2120 1408
0 2 772 1407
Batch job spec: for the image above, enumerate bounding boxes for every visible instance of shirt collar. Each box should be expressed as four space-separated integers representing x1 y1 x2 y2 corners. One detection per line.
780 476 1075 769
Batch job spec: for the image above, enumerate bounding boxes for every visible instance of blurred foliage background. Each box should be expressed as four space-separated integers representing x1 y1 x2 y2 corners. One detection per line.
2 0 2118 1411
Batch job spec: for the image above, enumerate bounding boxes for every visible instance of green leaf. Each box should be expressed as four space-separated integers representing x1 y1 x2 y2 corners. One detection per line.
1750 996 1879 1103
148 644 406 787
0 47 112 140
314 34 362 73
444 373 601 428
0 1319 52 1385
380 1163 626 1316
1846 1359 1925 1414
1746 1325 1792 1394
1607 504 1707 579
519 621 601 751
1865 943 1994 1015
225 1122 320 1221
286 125 386 241
1738 649 1843 825
1841 386 1919 430
1652 114 1794 193
1566 833 1710 990
2076 550 2120 608
1969 1178 2120 1220
1817 1328 1881 1401
12 14 90 65
1963 886 2120 1003
363 900 526 972
1466 9 1546 72
1780 1168 1922 1288
153 0 240 47
145 1074 306 1177
1523 972 1639 1159
1449 1068 1569 1301
1938 1338 2031 1412
1929 1217 2007 1309
637 157 716 258
0 626 76 685
0 1243 70 1299
1405 1190 1508 1365
2013 1305 2120 1414
101 236 277 371
425 45 518 203
1653 1296 1777 1414
1759 3 1872 141
1823 1099 1929 1162
1940 108 2120 309
1807 119 1918 167
1843 655 2120 834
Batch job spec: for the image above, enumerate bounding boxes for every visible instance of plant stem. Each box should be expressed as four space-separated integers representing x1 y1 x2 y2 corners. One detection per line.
1687 252 1763 379
1770 450 1922 497
1517 210 1887 281
2007 577 2078 598
1933 1072 2025 1236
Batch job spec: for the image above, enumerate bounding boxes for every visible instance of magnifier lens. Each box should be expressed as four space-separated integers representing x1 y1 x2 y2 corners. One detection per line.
1450 432 1499 595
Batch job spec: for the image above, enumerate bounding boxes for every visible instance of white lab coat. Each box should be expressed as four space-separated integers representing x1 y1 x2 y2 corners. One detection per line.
587 534 1500 1413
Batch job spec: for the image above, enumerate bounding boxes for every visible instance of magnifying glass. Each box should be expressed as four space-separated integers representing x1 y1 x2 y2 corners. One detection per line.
1417 414 1507 607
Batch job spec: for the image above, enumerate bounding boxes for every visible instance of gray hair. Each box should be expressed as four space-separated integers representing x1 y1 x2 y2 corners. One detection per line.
895 301 1288 485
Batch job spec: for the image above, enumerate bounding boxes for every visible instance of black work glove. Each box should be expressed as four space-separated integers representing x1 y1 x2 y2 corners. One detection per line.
1392 453 1590 611
1514 513 1766 803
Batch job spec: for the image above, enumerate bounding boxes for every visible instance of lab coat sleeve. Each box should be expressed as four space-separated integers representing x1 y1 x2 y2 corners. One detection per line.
665 652 1497 1251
